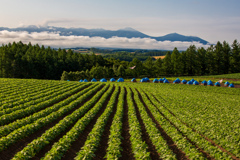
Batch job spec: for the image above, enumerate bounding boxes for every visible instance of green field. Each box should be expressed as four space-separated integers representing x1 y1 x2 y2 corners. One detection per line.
0 78 239 160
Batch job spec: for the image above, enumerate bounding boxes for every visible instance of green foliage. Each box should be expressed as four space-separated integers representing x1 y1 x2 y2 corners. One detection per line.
1 40 240 80
0 79 240 159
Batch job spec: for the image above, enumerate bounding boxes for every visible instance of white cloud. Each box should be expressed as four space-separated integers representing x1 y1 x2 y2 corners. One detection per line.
0 30 210 50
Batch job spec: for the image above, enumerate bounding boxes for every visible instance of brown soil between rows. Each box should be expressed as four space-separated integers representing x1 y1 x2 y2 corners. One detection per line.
1 83 92 127
119 87 135 160
32 84 106 160
135 89 189 160
0 84 104 160
130 88 161 160
153 94 240 160
94 86 120 159
61 85 115 160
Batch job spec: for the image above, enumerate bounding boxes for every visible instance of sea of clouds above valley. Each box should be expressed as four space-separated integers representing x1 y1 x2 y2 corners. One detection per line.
0 30 210 50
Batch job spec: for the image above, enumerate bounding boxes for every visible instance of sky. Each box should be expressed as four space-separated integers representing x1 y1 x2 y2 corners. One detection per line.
0 0 240 50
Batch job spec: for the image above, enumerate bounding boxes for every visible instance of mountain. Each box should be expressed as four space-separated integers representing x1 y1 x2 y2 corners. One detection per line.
0 26 209 44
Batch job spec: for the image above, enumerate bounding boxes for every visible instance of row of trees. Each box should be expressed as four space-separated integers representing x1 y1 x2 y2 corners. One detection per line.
0 40 240 80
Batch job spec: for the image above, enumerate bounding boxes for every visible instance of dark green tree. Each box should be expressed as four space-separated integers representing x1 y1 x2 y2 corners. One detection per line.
162 51 172 75
230 40 240 73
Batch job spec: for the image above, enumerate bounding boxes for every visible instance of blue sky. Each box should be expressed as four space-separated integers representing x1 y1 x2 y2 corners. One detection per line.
0 0 240 49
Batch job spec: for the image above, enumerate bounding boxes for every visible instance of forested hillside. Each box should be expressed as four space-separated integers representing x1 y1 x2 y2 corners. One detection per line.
0 40 239 80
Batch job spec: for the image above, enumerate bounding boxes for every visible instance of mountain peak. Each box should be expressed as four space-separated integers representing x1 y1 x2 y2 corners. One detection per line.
0 26 209 44
118 27 138 32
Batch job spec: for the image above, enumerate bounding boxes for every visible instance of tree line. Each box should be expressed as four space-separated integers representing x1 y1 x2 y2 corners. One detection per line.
0 40 239 80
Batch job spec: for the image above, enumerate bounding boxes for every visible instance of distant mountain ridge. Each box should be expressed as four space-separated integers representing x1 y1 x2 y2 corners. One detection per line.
0 26 209 45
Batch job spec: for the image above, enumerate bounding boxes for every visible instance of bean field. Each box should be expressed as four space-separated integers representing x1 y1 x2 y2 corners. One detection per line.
0 79 240 160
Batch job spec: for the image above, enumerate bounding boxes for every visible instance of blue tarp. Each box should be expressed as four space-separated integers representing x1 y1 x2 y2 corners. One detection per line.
83 79 88 82
174 78 181 83
190 79 195 83
224 81 230 86
117 78 124 82
201 80 207 85
215 82 221 86
159 78 164 82
187 81 193 85
110 78 116 82
140 78 147 82
162 77 166 80
207 80 213 86
100 78 107 82
193 81 199 85
131 78 136 82
181 79 187 84
229 83 234 88
153 78 158 83
79 79 83 82
91 78 97 82
163 79 169 83
67 80 70 81
144 77 150 82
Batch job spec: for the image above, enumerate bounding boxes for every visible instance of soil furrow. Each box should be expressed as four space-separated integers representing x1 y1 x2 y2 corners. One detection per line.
60 86 115 160
119 87 134 160
94 86 120 159
32 84 106 160
136 89 189 160
2 83 92 126
0 84 104 160
151 94 239 160
130 88 160 160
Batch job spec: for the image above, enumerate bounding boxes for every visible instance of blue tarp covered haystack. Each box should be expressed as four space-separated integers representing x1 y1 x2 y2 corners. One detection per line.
201 80 207 85
131 78 137 82
181 79 187 84
117 78 124 82
100 78 107 82
91 78 97 82
193 81 199 85
229 83 234 88
187 81 193 85
144 77 150 82
190 79 195 83
207 80 213 86
163 79 169 83
224 81 230 86
159 78 164 83
110 78 116 82
215 82 221 86
79 79 83 82
153 78 158 83
140 78 147 82
83 79 88 82
67 80 70 81
173 78 181 84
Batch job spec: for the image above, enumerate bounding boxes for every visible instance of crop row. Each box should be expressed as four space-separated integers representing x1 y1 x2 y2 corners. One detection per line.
40 84 113 160
1 83 105 155
125 84 205 159
0 83 94 138
126 87 151 159
0 79 62 101
145 83 240 158
0 79 41 97
0 81 73 110
0 82 87 126
105 86 124 159
143 88 232 159
130 87 177 159
0 82 76 114
75 85 119 159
